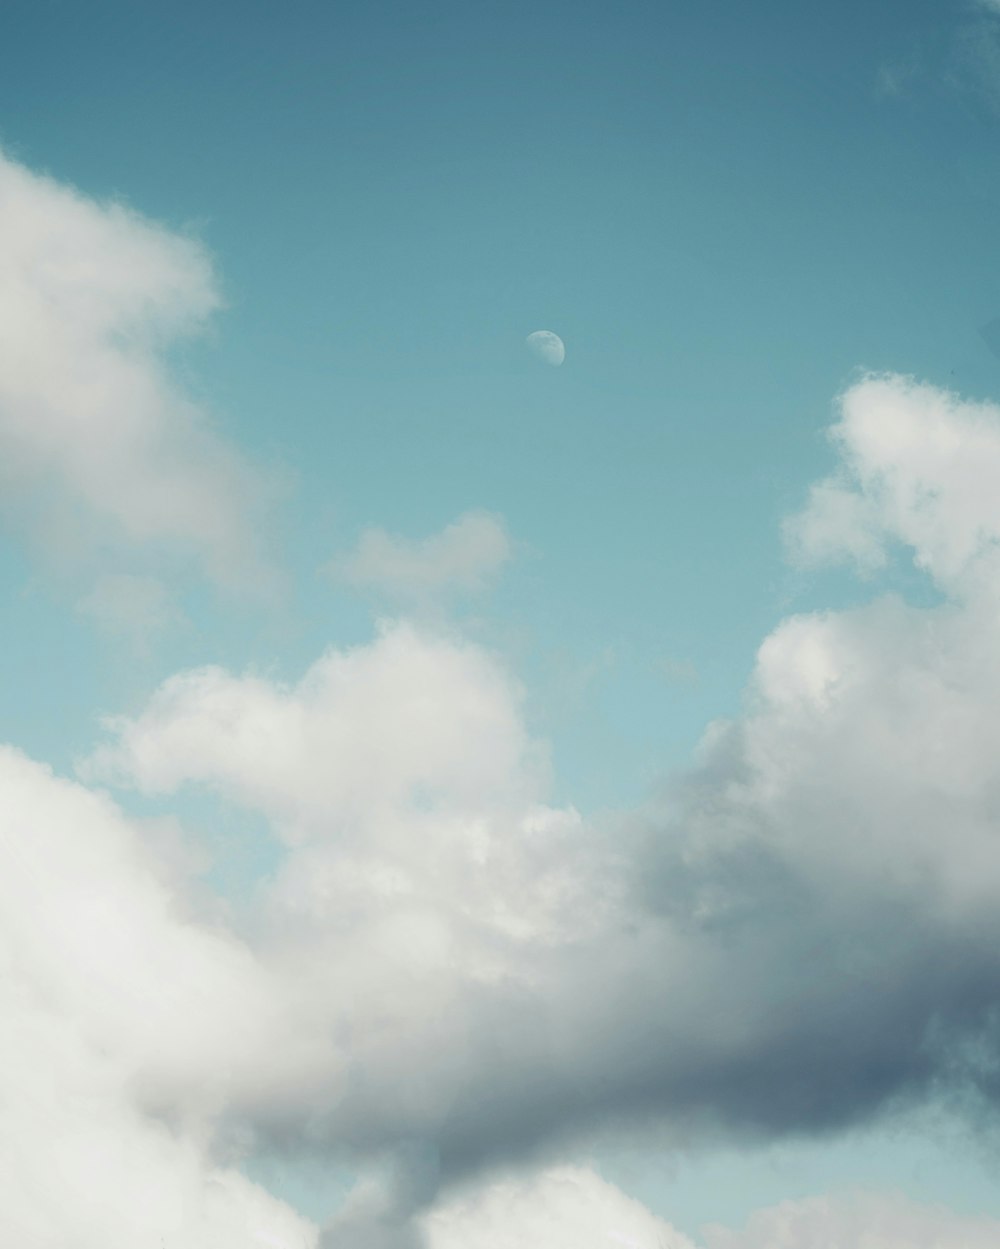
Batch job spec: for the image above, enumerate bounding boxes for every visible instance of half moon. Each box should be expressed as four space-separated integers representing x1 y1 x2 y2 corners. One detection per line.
526 330 565 366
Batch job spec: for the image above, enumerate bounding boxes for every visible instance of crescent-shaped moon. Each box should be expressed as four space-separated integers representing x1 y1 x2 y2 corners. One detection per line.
526 330 565 366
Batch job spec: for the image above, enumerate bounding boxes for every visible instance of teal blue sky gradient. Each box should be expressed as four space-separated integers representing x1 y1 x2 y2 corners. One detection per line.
4 0 1000 1237
4 1 1000 809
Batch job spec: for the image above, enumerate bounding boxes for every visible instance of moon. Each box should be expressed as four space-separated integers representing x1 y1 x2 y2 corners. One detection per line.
526 329 565 366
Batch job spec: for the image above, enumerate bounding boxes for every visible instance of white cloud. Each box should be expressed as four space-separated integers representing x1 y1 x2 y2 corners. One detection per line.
0 147 275 589
80 621 613 1186
0 745 317 1248
421 1168 1000 1249
85 620 546 843
420 1165 694 1249
702 1189 1000 1249
329 511 512 601
785 373 1000 590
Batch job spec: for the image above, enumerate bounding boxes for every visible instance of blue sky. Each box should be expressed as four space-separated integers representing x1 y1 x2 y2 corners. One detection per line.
6 2 1000 1247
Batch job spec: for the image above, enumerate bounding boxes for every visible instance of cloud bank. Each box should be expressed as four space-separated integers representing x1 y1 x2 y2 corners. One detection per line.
6 195 1000 1249
75 380 1000 1240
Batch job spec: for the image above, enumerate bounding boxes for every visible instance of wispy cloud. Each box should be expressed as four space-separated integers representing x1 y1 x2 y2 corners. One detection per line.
328 511 512 604
75 573 186 653
875 56 920 99
419 1166 694 1249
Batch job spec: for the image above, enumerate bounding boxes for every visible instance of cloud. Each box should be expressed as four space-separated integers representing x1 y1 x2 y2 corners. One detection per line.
784 372 1000 589
328 512 512 602
16 369 1000 1239
875 57 920 99
0 147 276 590
420 1165 694 1249
419 1166 1000 1249
701 1189 1000 1249
0 745 318 1247
321 1143 442 1249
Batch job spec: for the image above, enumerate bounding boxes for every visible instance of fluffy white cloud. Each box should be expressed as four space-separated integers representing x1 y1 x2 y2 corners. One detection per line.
81 621 614 1198
329 512 511 601
0 148 274 588
420 1165 694 1249
785 373 1000 592
0 745 317 1247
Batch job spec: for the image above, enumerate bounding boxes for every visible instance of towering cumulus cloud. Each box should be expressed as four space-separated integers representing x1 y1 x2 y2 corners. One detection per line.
0 147 272 588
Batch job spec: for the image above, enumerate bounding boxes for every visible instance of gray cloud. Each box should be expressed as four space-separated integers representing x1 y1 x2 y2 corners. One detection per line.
294 378 1000 1210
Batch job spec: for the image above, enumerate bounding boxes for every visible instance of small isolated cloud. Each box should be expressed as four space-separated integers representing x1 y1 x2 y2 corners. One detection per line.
328 511 512 602
84 621 546 838
76 573 185 652
875 57 920 99
0 147 277 591
415 1166 1000 1249
418 1169 1000 1249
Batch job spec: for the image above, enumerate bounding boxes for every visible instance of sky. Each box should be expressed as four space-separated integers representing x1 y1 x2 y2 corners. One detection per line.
7 0 1000 1245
